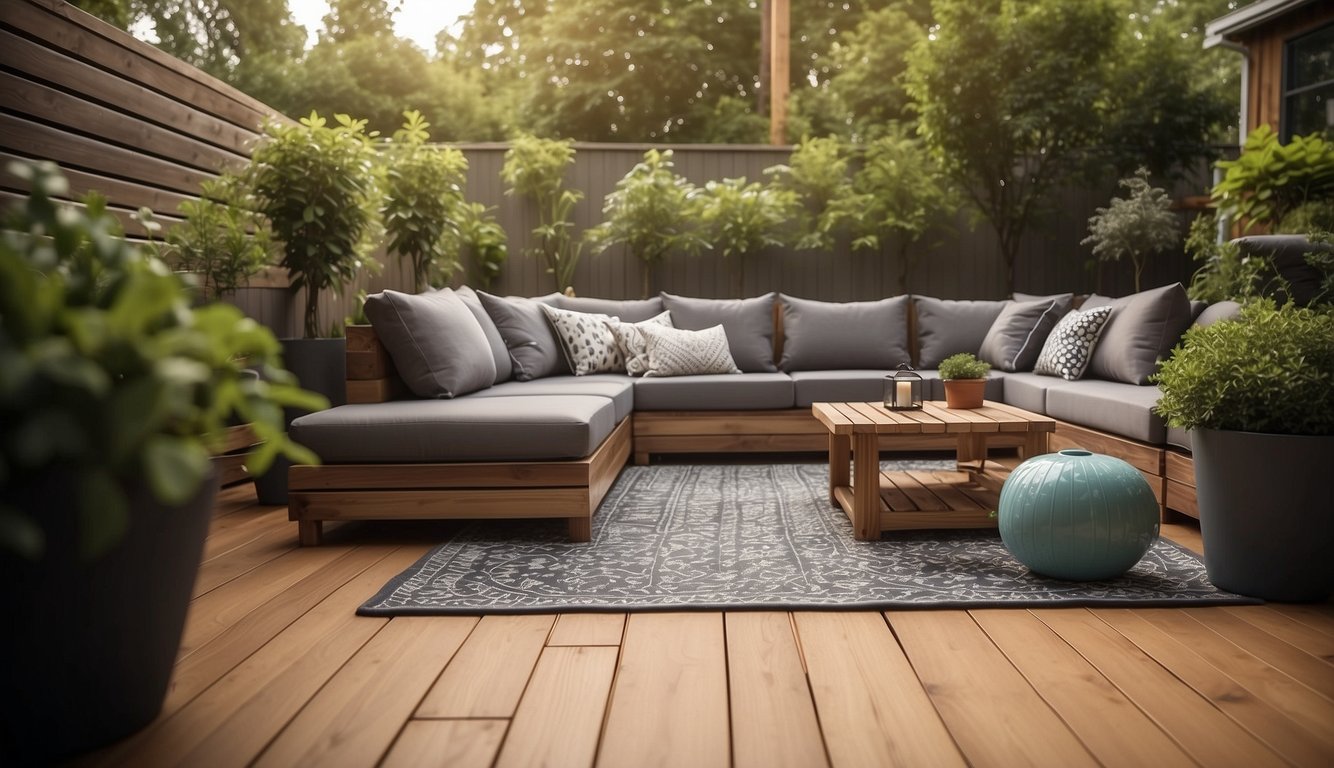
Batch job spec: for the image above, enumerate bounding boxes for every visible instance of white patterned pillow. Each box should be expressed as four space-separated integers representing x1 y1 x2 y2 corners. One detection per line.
1034 305 1114 381
607 310 673 377
640 323 742 377
540 304 624 375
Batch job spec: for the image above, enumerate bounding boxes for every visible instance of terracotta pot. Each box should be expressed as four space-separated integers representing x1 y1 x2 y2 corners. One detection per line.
943 378 987 409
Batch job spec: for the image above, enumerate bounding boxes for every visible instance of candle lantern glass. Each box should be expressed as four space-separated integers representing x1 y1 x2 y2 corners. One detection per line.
884 364 923 410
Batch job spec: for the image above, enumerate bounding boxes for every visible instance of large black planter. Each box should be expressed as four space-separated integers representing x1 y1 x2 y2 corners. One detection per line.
253 337 346 505
1194 428 1334 602
0 469 218 763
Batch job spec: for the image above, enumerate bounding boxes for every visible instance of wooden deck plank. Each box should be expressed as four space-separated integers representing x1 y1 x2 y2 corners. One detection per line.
1034 609 1286 767
255 617 478 767
381 720 507 768
99 547 422 768
597 613 729 768
1183 607 1334 699
495 646 619 768
416 615 555 718
1269 603 1334 638
794 612 965 768
726 612 829 768
1223 606 1334 664
548 613 626 646
190 522 299 598
1095 608 1334 766
886 610 1098 768
971 609 1195 768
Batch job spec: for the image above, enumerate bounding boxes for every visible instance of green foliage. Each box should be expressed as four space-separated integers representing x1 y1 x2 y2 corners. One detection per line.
764 136 852 251
586 149 703 298
455 202 508 290
502 135 584 293
165 174 273 298
248 112 378 338
1081 168 1180 293
0 162 326 560
837 131 953 291
1153 301 1334 435
696 177 796 293
1185 214 1260 304
938 353 992 380
1213 126 1334 234
381 111 469 293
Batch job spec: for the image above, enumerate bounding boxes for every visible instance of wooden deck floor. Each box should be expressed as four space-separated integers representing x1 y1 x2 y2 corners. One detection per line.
79 482 1334 768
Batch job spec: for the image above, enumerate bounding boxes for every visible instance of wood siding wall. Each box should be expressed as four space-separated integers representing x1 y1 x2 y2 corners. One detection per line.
1238 3 1334 136
5 0 1211 340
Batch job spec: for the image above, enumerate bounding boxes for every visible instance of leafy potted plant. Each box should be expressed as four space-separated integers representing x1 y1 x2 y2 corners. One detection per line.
695 176 796 296
0 162 325 763
456 201 508 289
1153 300 1334 601
1081 167 1180 293
501 134 583 294
381 110 468 293
164 173 274 300
938 352 991 409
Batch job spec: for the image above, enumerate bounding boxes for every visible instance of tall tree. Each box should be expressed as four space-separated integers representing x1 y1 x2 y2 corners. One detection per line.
125 0 305 81
907 0 1119 293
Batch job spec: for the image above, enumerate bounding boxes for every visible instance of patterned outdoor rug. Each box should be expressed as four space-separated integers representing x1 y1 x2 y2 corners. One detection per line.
359 461 1258 615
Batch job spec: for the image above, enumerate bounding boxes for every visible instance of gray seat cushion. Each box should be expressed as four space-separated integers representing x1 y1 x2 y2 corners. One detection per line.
1045 381 1167 444
633 372 793 410
1166 425 1192 452
290 395 617 462
997 371 1077 415
466 374 635 422
790 370 898 407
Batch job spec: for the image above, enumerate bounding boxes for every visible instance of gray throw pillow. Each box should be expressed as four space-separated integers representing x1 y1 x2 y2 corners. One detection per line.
551 294 665 322
1034 305 1114 381
913 296 1008 368
660 292 777 372
453 285 512 383
1084 283 1193 385
640 323 742 377
1014 291 1075 314
977 298 1067 372
477 291 570 381
778 294 912 372
362 288 496 398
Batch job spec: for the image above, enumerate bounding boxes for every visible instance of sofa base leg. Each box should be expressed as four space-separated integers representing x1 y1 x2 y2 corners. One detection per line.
634 451 650 466
567 516 591 542
298 519 323 546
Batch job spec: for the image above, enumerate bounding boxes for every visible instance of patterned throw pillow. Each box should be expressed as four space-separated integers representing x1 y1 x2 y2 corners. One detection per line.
540 304 624 375
640 323 742 377
608 310 673 377
1033 305 1114 381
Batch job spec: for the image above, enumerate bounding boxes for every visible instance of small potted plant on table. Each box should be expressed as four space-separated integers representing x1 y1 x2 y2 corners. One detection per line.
939 352 991 409
1153 300 1334 601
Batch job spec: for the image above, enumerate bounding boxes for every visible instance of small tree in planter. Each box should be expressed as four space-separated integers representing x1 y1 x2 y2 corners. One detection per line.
502 134 583 294
381 110 468 293
248 111 378 338
456 201 508 290
764 136 852 251
938 352 992 409
1082 167 1179 293
696 176 796 296
165 174 274 300
586 149 703 298
1153 300 1334 601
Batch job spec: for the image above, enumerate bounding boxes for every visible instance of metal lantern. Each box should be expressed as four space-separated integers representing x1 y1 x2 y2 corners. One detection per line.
884 363 923 410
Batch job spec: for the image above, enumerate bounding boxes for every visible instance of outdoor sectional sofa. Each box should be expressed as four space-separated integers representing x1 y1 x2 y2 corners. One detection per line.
286 283 1238 545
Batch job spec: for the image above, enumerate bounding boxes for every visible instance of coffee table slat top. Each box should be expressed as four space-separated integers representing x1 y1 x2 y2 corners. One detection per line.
812 401 1052 435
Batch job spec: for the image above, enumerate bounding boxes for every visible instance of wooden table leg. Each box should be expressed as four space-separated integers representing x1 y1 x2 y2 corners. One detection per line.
828 432 850 505
957 433 987 473
852 433 880 540
1023 430 1049 460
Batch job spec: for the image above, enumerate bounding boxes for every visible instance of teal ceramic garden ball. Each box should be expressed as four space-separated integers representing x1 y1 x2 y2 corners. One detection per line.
998 449 1160 581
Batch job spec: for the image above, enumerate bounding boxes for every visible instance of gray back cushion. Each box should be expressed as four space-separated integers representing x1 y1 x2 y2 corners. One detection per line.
478 291 570 381
660 292 778 372
454 286 512 383
1013 292 1075 314
1082 282 1193 385
778 294 911 372
977 298 1067 372
551 294 665 322
362 288 496 399
913 296 1007 368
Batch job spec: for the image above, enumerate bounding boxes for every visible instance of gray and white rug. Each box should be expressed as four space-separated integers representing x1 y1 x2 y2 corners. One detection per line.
359 461 1257 615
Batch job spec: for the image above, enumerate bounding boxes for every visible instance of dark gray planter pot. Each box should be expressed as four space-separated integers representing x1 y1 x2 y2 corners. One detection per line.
254 337 346 505
1194 428 1334 602
0 469 218 763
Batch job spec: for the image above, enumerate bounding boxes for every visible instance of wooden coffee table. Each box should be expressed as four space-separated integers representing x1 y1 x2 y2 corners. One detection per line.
811 400 1054 540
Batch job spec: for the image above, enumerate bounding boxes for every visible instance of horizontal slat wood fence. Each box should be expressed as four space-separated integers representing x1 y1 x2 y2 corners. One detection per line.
4 0 1216 340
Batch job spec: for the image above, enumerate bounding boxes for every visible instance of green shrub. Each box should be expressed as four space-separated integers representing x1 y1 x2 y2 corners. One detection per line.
456 202 508 290
1213 126 1334 233
1153 301 1334 435
938 353 992 380
1082 168 1179 293
165 174 273 298
381 110 468 293
501 134 583 293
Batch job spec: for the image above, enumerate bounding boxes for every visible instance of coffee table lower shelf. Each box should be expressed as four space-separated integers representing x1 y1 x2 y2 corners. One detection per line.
831 467 1005 535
